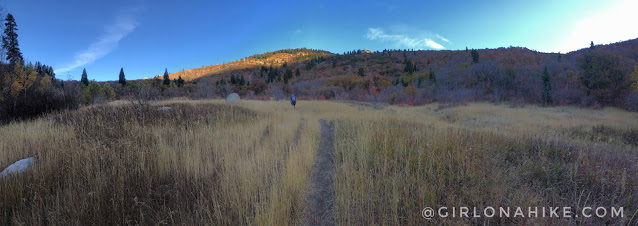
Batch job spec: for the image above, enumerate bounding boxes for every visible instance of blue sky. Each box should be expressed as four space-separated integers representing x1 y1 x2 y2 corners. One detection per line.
4 0 637 81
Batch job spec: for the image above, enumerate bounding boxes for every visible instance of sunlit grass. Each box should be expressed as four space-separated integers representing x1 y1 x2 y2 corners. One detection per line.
1 100 637 225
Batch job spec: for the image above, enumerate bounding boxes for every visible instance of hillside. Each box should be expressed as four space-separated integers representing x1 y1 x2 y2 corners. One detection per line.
158 39 636 110
160 48 332 81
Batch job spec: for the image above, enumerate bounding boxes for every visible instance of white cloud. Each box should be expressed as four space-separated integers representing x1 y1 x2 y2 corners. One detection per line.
436 34 450 43
365 28 446 50
425 39 444 49
56 8 140 74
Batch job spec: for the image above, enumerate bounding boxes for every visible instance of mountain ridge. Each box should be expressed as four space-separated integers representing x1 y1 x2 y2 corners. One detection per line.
138 38 638 110
163 38 638 83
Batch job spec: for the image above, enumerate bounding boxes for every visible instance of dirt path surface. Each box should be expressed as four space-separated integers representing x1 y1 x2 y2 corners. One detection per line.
302 119 335 225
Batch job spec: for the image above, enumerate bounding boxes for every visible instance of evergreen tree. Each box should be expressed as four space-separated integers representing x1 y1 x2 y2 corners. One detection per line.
471 49 480 63
177 75 185 87
541 66 552 105
2 14 23 65
118 67 126 86
465 47 468 52
284 68 293 84
428 68 437 85
631 66 638 92
35 62 42 74
557 52 561 61
404 60 413 73
358 67 365 77
220 78 228 97
80 68 89 86
295 68 300 77
230 74 236 84
590 41 595 49
163 68 170 86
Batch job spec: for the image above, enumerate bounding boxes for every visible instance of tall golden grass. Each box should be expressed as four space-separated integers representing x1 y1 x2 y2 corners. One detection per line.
1 100 637 225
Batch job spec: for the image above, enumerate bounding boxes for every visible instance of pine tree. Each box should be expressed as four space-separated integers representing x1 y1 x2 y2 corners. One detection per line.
541 66 552 105
80 68 89 86
428 68 437 85
358 67 365 77
118 67 126 86
471 49 480 63
590 41 595 49
163 68 170 86
284 68 293 84
35 62 42 74
557 52 561 61
177 76 185 87
295 68 300 77
2 14 23 65
404 60 413 74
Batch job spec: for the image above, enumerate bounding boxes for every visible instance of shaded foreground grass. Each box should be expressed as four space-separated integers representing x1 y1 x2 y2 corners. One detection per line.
0 100 637 225
0 101 319 225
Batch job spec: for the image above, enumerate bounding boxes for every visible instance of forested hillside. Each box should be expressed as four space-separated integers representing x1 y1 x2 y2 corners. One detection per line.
174 39 638 110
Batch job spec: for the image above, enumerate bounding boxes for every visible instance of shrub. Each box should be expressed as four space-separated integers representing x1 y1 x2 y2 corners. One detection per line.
625 91 638 111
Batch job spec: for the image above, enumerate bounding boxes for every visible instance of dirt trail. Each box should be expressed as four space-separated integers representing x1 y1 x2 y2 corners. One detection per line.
302 119 335 225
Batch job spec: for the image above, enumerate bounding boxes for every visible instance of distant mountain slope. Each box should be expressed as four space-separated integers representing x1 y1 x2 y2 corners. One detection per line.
160 48 332 81
153 39 638 110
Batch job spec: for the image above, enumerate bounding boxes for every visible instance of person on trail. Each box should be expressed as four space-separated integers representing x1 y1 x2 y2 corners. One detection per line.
290 94 297 109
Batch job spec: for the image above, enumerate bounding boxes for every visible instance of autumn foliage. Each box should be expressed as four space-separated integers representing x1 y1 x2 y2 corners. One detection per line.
166 39 638 110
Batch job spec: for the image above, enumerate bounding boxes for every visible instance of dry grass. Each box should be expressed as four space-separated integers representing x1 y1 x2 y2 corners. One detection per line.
325 102 638 225
0 100 318 225
1 100 637 225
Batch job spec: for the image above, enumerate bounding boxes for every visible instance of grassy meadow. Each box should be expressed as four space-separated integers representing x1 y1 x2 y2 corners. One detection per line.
1 100 637 225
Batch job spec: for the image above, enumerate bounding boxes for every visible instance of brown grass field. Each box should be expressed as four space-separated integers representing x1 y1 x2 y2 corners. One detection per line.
1 100 637 225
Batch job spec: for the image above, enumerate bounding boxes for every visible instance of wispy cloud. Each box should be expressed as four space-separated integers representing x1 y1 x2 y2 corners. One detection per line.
289 28 302 35
365 28 446 50
56 7 141 74
436 34 450 43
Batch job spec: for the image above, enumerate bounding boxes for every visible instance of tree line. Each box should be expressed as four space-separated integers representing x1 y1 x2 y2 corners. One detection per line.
0 12 77 121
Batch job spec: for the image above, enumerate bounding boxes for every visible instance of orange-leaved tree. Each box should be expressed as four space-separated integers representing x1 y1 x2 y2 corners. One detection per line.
2 62 37 101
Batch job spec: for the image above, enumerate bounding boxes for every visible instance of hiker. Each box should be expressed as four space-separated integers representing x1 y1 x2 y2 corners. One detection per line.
290 94 297 109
